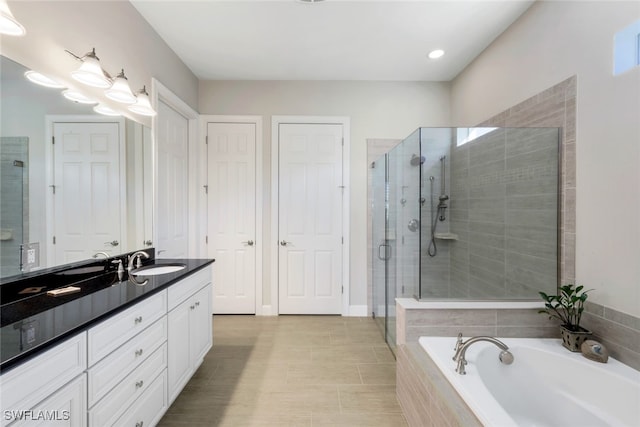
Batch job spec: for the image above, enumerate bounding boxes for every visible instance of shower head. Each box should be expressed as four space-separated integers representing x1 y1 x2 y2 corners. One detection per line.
410 154 425 166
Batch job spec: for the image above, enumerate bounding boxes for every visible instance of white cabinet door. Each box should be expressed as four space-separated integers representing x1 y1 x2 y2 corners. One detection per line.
278 123 344 314
167 280 213 404
207 122 257 314
167 299 192 404
0 333 86 427
191 285 212 364
12 374 87 427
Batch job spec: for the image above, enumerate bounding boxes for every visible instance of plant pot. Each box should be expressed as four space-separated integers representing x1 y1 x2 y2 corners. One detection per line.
560 325 592 352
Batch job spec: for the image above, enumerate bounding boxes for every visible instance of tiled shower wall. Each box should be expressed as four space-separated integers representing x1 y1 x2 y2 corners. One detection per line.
480 77 640 370
447 127 559 299
0 137 28 277
479 77 576 286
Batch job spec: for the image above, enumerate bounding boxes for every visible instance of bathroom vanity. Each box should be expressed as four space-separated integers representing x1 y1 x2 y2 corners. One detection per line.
0 255 214 427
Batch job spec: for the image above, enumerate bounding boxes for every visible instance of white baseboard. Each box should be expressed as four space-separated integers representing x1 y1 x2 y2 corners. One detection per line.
257 305 274 316
347 305 368 317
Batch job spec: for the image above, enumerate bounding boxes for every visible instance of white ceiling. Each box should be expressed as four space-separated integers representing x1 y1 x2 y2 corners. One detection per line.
131 0 534 81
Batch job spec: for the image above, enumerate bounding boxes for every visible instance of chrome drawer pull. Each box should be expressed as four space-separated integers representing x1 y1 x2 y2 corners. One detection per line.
135 349 144 357
190 305 195 310
136 422 144 427
195 301 200 307
135 380 144 388
134 316 143 324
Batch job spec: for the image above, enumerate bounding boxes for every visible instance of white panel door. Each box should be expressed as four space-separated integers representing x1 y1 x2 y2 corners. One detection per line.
278 123 343 314
156 100 189 258
207 122 256 314
53 122 121 264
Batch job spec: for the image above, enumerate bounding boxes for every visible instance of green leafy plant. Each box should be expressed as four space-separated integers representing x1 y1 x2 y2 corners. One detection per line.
539 284 590 332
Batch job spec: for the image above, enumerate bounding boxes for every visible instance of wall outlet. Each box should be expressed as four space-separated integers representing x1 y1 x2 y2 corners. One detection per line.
20 242 40 272
27 248 36 263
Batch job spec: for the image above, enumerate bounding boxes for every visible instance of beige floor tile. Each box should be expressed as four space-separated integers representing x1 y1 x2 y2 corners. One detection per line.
311 345 378 363
311 412 409 427
286 361 363 385
338 385 404 414
159 315 405 427
373 346 396 363
357 363 396 385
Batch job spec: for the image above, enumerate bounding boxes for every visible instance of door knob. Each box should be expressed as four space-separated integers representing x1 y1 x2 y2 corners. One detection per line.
242 240 254 246
105 240 119 246
280 240 292 246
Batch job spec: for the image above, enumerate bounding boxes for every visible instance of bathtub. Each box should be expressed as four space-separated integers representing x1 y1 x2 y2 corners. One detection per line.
419 336 640 427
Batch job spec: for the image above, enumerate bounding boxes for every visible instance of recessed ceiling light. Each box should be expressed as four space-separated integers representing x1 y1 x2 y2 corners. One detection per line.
296 0 325 4
428 49 445 60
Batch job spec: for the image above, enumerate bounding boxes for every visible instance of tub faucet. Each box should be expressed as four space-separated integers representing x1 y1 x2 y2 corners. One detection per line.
452 336 514 375
127 251 149 271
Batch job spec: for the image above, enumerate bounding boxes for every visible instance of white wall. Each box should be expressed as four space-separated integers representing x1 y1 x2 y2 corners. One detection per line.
199 80 451 309
451 1 640 316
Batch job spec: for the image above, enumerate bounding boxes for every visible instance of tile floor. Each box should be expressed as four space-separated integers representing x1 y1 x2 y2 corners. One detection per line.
158 315 408 427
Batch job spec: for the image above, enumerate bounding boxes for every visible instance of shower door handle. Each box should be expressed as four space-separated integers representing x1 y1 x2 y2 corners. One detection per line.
378 244 391 261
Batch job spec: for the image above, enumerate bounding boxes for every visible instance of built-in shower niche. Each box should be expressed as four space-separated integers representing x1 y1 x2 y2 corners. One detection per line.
374 127 560 305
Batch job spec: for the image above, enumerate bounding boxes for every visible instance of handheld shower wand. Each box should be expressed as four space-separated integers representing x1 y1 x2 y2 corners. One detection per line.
438 156 449 221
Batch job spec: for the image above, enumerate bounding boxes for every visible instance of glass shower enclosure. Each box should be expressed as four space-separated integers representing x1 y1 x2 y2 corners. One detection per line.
372 127 560 353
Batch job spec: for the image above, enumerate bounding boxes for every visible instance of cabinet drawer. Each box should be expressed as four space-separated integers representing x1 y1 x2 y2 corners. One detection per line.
88 316 167 407
89 343 167 427
88 290 167 366
12 374 87 427
168 266 211 311
113 369 167 427
0 332 86 425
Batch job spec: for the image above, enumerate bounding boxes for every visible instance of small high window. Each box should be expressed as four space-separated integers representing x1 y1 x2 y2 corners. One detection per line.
613 19 640 75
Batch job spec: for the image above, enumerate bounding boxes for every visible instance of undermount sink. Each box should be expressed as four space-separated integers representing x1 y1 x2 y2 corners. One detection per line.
130 263 186 276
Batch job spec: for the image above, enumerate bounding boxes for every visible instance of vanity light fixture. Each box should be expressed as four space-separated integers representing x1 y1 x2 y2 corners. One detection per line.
94 104 121 117
105 69 137 104
0 0 26 36
62 90 97 105
67 48 111 89
24 71 65 89
128 86 157 116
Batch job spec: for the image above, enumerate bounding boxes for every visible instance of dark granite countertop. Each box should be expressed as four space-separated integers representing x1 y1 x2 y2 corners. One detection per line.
0 257 214 372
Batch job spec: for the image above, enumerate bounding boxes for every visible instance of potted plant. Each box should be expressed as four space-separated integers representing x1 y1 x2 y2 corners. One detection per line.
539 284 592 352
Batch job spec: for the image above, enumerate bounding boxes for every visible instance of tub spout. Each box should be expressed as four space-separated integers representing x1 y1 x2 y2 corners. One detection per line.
452 336 514 375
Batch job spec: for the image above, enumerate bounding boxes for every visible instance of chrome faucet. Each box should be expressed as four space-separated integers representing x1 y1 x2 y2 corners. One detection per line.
127 251 149 271
93 251 110 259
452 336 514 375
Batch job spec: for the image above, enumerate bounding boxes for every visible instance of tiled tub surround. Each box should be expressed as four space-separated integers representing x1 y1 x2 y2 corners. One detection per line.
403 337 640 427
395 298 640 371
581 301 640 371
395 298 558 347
397 342 481 427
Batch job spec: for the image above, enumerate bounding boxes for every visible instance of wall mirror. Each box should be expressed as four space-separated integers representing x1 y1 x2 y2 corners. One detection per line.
0 55 153 280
